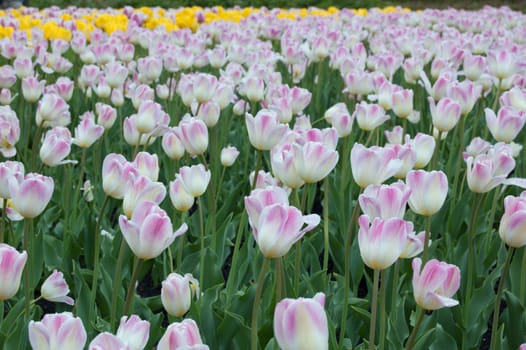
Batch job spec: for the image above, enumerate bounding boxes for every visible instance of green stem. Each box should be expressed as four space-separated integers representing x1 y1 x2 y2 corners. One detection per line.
379 269 387 350
484 189 500 256
323 178 330 286
369 269 380 350
294 241 301 296
251 258 269 350
276 258 283 302
405 308 425 350
0 204 6 243
252 150 262 191
390 260 400 318
451 115 467 203
198 197 205 289
429 132 441 170
110 238 128 331
520 247 526 304
338 189 363 350
466 193 484 303
88 195 110 326
226 212 247 307
489 246 515 350
176 211 187 269
23 218 33 320
123 257 142 316
422 215 433 263
132 132 143 159
30 126 43 172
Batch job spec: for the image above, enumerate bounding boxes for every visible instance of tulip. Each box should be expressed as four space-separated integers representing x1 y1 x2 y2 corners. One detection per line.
157 319 209 350
220 146 240 167
176 164 211 198
95 103 117 130
134 100 168 135
500 87 526 112
72 115 104 148
274 293 328 350
392 89 414 119
104 61 128 89
0 105 19 158
350 143 402 188
498 193 526 248
196 101 221 128
429 97 461 133
292 142 339 183
245 186 290 228
412 257 460 310
89 333 128 350
39 127 73 167
137 56 163 84
169 177 195 212
193 73 217 103
8 173 54 219
249 170 282 190
122 175 166 218
400 231 426 259
162 129 185 160
28 312 87 350
102 153 139 200
22 76 46 103
246 109 290 151
247 202 319 258
129 84 155 110
359 181 411 219
354 102 389 131
0 243 27 300
408 133 436 169
35 93 71 128
175 116 209 156
239 75 264 102
0 161 24 199
324 103 353 137
485 107 526 143
487 48 518 80
270 143 305 189
115 315 151 350
358 215 412 270
465 149 515 193
390 143 417 179
119 201 188 260
161 273 199 317
40 270 74 305
447 81 481 116
133 152 159 182
406 170 448 216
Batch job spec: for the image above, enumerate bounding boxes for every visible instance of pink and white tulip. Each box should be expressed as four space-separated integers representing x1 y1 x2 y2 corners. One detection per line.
40 270 74 305
220 146 240 167
0 243 27 300
157 319 209 350
161 272 199 317
412 258 460 310
485 107 526 143
499 193 526 248
245 109 289 151
119 201 188 260
0 106 19 158
72 115 104 148
350 143 401 188
274 293 328 350
406 170 448 216
8 173 54 219
28 312 87 350
359 181 411 219
176 164 211 198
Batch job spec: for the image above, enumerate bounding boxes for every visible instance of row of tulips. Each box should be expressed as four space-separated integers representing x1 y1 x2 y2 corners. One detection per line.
0 3 526 350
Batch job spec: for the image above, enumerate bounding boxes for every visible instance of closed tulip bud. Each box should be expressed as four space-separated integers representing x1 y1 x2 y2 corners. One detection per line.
429 97 461 132
111 88 124 107
409 133 436 169
270 143 304 189
248 202 319 258
162 129 185 160
104 61 128 89
385 126 404 145
406 170 448 216
354 102 389 131
0 243 27 300
240 76 265 102
29 312 87 350
72 115 104 148
22 76 45 103
133 152 159 182
350 143 402 188
0 88 13 105
463 53 487 81
157 319 209 350
8 173 54 218
485 107 526 143
169 177 195 212
359 181 411 219
500 87 526 112
448 81 481 116
193 74 217 103
412 258 460 310
40 270 74 305
119 201 188 260
13 56 34 78
499 193 526 248
115 315 150 350
156 84 170 100
137 56 162 84
176 164 211 198
358 215 412 270
487 48 517 80
49 77 75 102
197 101 221 128
274 293 328 350
214 82 234 110
161 272 199 317
176 116 209 156
392 89 414 119
246 109 289 151
135 100 168 134
122 175 166 219
220 146 240 167
0 161 24 198
0 65 16 89
324 103 353 137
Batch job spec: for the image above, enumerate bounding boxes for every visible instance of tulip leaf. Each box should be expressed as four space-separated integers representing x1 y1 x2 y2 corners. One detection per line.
501 290 526 348
430 324 457 350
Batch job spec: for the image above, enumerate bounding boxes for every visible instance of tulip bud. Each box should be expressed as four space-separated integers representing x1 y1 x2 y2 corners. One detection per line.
220 146 240 167
274 293 329 350
350 143 401 188
0 161 24 199
29 312 87 350
157 319 209 350
406 170 448 216
499 193 526 248
161 272 199 317
8 173 54 218
176 164 211 198
412 258 460 310
0 243 27 300
40 270 74 305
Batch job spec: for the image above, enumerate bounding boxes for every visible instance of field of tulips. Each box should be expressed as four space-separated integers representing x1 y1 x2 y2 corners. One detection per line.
0 4 526 350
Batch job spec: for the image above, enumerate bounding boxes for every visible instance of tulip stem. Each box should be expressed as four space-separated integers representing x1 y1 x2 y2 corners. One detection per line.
339 189 363 350
451 114 466 204
252 150 262 191
379 269 387 350
405 307 425 350
520 248 526 303
23 218 33 320
422 215 432 263
251 258 269 350
369 269 380 350
390 260 400 319
323 178 330 286
484 189 500 256
276 258 284 302
88 195 110 326
110 238 128 331
489 246 515 350
198 197 205 289
123 257 142 316
429 133 441 170
0 204 6 243
466 193 484 305
226 211 247 308
177 211 187 270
